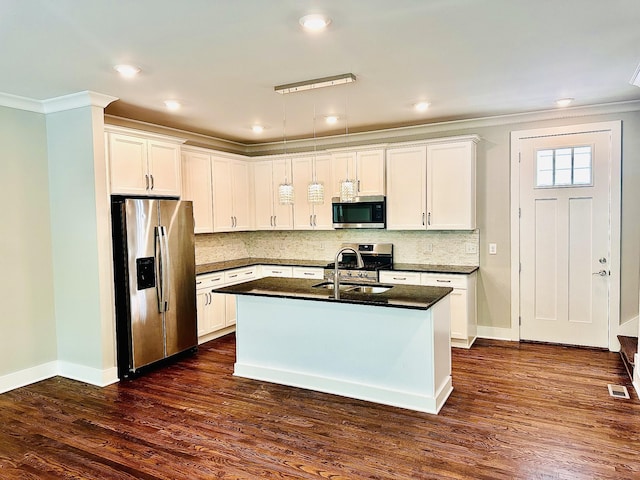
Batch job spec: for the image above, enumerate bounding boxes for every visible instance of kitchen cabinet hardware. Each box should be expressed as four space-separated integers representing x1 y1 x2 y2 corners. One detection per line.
150 174 154 190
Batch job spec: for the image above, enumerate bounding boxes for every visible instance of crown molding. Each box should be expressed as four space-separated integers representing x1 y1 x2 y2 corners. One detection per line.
0 92 46 113
0 90 118 114
43 91 118 113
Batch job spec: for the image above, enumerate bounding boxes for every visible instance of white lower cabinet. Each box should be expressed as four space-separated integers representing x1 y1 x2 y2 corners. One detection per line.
196 266 257 343
379 270 477 348
292 267 324 280
259 266 293 278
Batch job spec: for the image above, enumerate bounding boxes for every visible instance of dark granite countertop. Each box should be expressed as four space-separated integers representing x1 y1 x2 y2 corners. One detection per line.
213 277 452 311
389 264 479 274
197 258 478 276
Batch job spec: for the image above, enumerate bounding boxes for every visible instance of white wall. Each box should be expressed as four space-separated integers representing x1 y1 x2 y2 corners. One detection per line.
0 106 57 382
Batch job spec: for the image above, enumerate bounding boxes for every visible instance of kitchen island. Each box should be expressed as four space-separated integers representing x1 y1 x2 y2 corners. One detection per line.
214 277 453 414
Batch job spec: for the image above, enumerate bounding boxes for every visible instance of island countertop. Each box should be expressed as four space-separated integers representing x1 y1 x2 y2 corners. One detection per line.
213 277 452 311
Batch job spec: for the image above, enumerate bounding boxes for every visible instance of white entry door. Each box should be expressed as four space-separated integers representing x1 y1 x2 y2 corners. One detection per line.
518 130 613 348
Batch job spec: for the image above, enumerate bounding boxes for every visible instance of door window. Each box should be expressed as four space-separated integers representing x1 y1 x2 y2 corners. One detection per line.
535 146 592 187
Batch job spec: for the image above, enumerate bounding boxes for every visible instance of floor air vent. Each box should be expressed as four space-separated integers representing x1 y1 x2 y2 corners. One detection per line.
607 384 630 399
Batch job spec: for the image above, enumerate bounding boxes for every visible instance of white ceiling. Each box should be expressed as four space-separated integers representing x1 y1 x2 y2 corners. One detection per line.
2 0 639 143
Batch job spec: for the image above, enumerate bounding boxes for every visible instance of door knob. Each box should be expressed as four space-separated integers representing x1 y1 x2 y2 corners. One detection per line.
592 270 607 276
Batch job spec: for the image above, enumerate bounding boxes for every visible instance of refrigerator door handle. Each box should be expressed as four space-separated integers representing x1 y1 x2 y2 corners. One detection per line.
155 226 164 313
159 225 171 312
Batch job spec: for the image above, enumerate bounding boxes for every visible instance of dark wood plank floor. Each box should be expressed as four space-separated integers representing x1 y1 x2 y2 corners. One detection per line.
1 335 638 479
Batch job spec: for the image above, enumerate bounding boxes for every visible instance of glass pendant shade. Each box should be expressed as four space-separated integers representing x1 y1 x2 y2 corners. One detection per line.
339 179 356 202
307 181 324 205
278 182 294 205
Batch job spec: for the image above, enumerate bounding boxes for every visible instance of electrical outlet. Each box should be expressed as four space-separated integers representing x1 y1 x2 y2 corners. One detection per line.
489 243 497 255
425 243 433 253
465 243 477 254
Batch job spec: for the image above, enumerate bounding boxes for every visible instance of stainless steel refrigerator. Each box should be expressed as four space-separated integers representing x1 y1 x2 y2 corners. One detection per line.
111 197 197 379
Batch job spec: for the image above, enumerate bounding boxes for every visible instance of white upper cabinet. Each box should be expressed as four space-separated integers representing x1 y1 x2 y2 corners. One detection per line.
253 159 293 230
330 148 385 197
291 154 333 230
212 155 253 232
182 149 214 234
108 129 183 197
426 141 476 230
386 137 478 231
386 145 427 230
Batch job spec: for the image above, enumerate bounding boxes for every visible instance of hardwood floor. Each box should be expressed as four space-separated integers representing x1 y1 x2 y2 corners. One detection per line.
1 335 638 479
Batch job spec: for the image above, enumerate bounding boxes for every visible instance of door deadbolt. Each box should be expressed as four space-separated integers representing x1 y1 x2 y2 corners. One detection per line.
599 257 607 264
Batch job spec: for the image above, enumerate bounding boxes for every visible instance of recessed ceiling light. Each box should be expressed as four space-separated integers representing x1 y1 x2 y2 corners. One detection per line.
414 101 430 112
555 98 573 107
114 64 141 78
299 14 331 32
325 115 339 124
164 100 181 111
252 125 264 134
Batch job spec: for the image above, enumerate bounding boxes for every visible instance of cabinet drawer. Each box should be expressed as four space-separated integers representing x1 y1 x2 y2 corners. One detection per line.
292 267 324 279
378 271 422 285
421 273 468 289
196 272 225 290
224 267 258 284
260 265 293 278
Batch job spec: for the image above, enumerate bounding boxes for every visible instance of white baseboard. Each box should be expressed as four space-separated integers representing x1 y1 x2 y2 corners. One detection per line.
57 361 119 388
0 361 58 394
0 361 118 394
477 325 517 342
617 314 639 337
235 363 451 414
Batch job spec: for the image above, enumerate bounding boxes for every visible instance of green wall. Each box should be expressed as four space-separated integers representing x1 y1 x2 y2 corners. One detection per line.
0 106 57 376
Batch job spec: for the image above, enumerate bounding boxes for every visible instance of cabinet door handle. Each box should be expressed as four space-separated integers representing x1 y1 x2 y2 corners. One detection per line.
357 179 361 192
196 281 203 285
150 174 154 190
310 214 313 227
436 279 451 283
422 212 425 226
427 212 431 226
234 216 237 227
273 215 276 227
212 276 222 282
303 272 314 276
394 276 407 281
270 215 273 227
229 274 238 279
313 214 317 227
145 174 150 190
244 271 253 275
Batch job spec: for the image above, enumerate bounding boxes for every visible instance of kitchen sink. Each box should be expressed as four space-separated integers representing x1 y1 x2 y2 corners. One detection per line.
311 282 392 294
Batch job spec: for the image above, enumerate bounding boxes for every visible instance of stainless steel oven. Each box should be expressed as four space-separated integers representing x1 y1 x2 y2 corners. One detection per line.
324 243 393 283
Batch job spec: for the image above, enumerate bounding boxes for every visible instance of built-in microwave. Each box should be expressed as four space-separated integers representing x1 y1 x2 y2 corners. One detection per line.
332 195 386 229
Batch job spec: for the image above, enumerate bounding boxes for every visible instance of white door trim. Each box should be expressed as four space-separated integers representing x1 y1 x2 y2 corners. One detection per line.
510 121 622 350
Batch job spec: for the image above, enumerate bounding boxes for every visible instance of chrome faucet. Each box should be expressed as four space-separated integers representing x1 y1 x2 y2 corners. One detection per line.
333 246 364 299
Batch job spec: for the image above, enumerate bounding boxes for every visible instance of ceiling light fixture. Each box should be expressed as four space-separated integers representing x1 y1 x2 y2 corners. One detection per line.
278 100 294 205
299 14 331 32
325 115 339 124
114 64 141 78
308 104 325 205
274 73 356 95
555 98 573 107
252 125 264 134
164 100 181 111
414 101 430 112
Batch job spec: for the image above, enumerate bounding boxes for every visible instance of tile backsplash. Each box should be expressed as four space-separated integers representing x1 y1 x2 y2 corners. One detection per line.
195 230 480 266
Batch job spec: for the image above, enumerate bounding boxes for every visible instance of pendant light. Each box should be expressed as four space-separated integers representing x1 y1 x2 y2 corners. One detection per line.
307 104 325 205
339 93 356 202
278 98 294 205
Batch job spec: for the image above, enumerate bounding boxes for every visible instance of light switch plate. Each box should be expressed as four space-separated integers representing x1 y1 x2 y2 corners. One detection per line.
489 243 497 255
